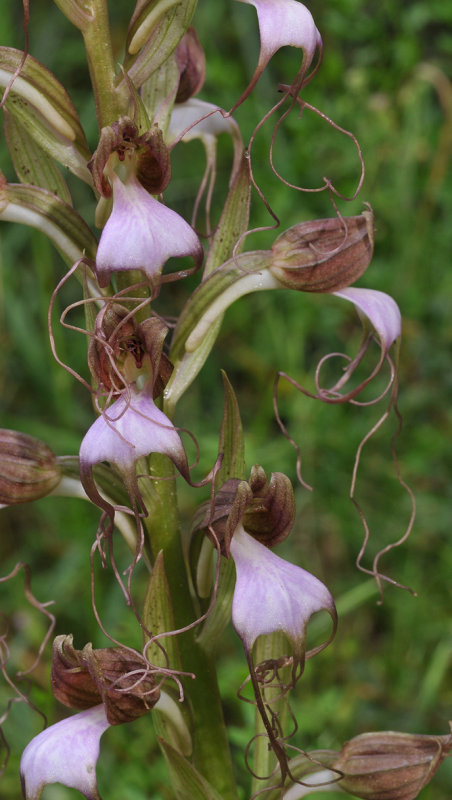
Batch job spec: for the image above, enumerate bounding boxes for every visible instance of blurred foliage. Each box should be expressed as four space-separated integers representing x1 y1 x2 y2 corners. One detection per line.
0 0 451 798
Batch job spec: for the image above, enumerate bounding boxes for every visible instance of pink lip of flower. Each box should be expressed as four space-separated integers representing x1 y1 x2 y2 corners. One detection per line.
95 172 203 289
20 705 110 800
333 287 402 354
233 0 322 107
79 384 190 481
229 525 336 657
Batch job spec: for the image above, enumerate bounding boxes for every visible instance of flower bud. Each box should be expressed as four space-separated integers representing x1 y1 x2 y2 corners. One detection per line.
0 429 61 504
335 728 452 800
270 209 374 293
175 27 206 102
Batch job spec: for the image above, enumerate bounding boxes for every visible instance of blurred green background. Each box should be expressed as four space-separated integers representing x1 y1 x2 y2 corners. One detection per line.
0 0 451 797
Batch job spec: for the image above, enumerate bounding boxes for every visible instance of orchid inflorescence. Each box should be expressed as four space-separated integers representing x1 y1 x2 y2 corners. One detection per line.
0 1 448 799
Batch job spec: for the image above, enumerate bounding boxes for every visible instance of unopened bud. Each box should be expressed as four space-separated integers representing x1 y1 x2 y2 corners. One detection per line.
175 27 206 102
335 728 452 800
270 209 374 293
0 429 61 504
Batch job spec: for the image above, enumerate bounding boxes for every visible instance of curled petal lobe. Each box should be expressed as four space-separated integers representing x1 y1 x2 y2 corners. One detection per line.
169 98 242 146
230 525 335 657
20 705 109 800
239 0 321 60
79 385 189 480
234 0 321 104
95 173 203 289
334 287 402 354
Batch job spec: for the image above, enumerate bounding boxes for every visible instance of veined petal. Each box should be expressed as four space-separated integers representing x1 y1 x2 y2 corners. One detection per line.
230 525 335 654
79 385 189 479
95 173 203 289
20 705 109 800
334 287 402 354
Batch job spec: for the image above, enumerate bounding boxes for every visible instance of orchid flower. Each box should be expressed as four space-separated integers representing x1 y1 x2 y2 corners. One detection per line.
95 172 203 291
228 523 336 783
233 0 322 109
20 705 109 800
312 287 403 402
334 287 402 356
79 383 190 512
230 524 336 667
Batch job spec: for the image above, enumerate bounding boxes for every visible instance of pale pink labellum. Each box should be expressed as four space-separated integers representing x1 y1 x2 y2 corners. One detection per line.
230 525 335 655
169 98 242 148
234 0 322 105
334 287 402 354
20 705 109 800
169 98 243 180
79 384 189 480
95 173 203 288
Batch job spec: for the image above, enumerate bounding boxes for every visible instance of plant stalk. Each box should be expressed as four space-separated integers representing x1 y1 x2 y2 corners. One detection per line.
82 0 124 129
142 453 239 800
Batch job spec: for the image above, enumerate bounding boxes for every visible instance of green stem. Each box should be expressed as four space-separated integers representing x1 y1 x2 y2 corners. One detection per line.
82 0 125 129
251 632 290 794
186 645 239 800
142 453 238 800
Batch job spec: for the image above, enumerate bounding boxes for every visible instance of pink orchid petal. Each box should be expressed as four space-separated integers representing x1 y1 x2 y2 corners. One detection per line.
20 705 109 800
230 526 334 652
169 98 241 143
334 287 402 353
237 0 321 75
79 385 189 478
168 99 243 188
96 173 202 288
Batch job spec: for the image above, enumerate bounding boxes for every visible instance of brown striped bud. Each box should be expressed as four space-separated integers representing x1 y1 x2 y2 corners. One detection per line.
51 635 160 725
195 466 295 556
0 429 61 504
335 728 452 800
270 209 374 293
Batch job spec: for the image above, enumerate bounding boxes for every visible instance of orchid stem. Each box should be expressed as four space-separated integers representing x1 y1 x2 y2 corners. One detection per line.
142 453 238 800
82 0 124 129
